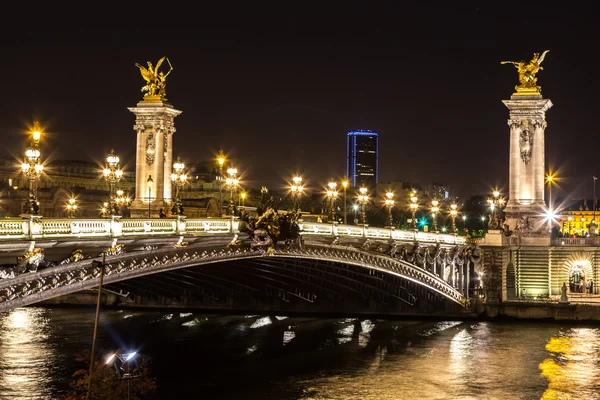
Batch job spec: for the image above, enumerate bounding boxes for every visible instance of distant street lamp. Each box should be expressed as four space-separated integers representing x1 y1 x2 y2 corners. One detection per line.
291 176 303 210
481 215 486 230
384 191 394 228
217 153 225 216
170 157 187 216
240 192 247 208
147 175 153 218
352 204 359 224
66 198 78 218
342 180 349 224
462 215 467 234
226 167 239 215
409 190 419 231
450 203 458 234
431 199 440 232
102 150 123 215
21 123 44 215
358 187 369 225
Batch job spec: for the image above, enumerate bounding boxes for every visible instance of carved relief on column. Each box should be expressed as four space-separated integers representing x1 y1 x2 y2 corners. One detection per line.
518 120 533 164
145 132 155 165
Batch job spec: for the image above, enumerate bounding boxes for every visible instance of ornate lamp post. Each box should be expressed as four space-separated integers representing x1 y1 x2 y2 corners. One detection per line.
217 154 225 216
450 203 458 234
21 124 44 215
487 190 505 229
66 198 78 218
170 157 187 216
384 191 394 228
102 150 123 215
358 187 369 225
291 176 303 210
226 167 239 215
240 192 247 208
409 190 419 231
431 199 440 232
326 181 338 222
147 175 153 218
342 179 349 224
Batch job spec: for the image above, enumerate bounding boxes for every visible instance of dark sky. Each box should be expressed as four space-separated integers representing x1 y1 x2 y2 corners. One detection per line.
1 2 597 200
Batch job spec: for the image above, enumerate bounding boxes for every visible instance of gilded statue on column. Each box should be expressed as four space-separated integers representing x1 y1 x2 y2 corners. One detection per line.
501 50 549 95
135 57 173 100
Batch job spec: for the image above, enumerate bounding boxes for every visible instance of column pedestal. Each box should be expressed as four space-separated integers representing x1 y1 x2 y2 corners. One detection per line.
128 99 182 218
502 93 552 234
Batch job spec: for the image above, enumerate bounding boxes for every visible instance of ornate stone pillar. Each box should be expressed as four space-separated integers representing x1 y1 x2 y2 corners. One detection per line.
502 94 552 232
128 100 181 218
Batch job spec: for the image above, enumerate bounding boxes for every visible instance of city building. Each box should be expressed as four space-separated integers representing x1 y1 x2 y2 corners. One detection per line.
424 182 450 201
346 130 378 188
558 199 600 236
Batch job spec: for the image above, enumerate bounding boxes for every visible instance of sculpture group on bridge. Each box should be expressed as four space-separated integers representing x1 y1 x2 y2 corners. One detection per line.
237 187 302 255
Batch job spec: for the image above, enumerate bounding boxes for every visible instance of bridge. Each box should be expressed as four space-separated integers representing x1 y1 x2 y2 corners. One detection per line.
0 216 480 315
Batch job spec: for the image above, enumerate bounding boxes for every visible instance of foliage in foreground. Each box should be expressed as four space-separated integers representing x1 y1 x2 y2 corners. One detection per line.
62 351 157 400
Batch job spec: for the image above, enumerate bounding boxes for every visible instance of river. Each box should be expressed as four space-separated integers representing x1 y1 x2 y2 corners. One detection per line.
0 307 598 399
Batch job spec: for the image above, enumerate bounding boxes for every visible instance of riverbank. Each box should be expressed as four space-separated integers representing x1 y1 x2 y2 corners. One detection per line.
482 301 600 322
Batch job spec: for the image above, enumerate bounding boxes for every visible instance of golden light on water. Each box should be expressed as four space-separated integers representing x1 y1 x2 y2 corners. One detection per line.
540 329 600 399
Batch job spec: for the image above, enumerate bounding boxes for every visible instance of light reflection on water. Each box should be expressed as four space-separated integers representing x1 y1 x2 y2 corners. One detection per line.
0 308 56 399
2 308 600 399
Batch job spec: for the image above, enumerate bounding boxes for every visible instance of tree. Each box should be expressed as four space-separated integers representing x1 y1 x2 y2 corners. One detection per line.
62 351 157 400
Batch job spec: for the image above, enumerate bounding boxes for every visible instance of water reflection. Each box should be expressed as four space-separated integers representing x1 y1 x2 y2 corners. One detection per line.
0 308 55 399
540 328 600 399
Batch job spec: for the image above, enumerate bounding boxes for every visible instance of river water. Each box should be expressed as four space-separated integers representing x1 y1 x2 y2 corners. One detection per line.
0 307 599 399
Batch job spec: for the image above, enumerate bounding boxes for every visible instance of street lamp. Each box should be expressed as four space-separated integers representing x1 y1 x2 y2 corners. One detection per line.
102 150 123 215
462 215 467 234
21 123 44 215
352 204 359 224
326 181 338 222
545 173 554 210
384 191 394 228
147 175 153 218
342 179 349 224
487 190 505 229
357 187 369 225
217 153 225 216
240 192 247 208
291 176 303 210
409 190 419 231
66 198 78 218
226 167 239 215
430 199 440 232
105 351 143 400
450 203 458 234
170 157 187 216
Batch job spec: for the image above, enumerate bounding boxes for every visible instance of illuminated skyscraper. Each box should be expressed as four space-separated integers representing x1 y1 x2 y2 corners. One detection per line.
346 130 378 188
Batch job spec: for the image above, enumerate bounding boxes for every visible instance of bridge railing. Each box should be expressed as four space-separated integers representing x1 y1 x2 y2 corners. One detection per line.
0 216 466 244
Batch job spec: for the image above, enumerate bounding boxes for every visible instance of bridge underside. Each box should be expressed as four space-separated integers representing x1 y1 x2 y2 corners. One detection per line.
59 257 466 316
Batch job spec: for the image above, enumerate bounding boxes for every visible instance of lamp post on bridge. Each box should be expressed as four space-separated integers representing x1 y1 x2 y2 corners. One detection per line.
170 157 187 216
430 199 440 233
450 203 458 234
21 123 44 215
342 179 349 224
102 150 123 216
291 176 303 210
66 198 78 218
326 181 338 222
226 167 239 215
409 190 419 231
217 153 225 216
384 191 394 228
357 187 369 225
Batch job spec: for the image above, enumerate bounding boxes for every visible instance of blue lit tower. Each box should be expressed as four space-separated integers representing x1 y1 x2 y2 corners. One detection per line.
346 130 378 188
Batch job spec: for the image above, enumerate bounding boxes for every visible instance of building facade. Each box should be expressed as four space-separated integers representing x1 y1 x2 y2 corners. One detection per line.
346 130 378 188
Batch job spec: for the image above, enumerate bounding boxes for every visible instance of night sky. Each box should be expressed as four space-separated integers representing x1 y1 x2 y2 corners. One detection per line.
1 2 596 201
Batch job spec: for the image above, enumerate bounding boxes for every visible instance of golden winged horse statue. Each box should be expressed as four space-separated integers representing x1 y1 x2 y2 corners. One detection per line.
501 50 549 94
135 57 173 99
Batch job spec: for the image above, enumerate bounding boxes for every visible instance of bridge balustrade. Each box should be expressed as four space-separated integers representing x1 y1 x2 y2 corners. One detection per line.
0 216 467 244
